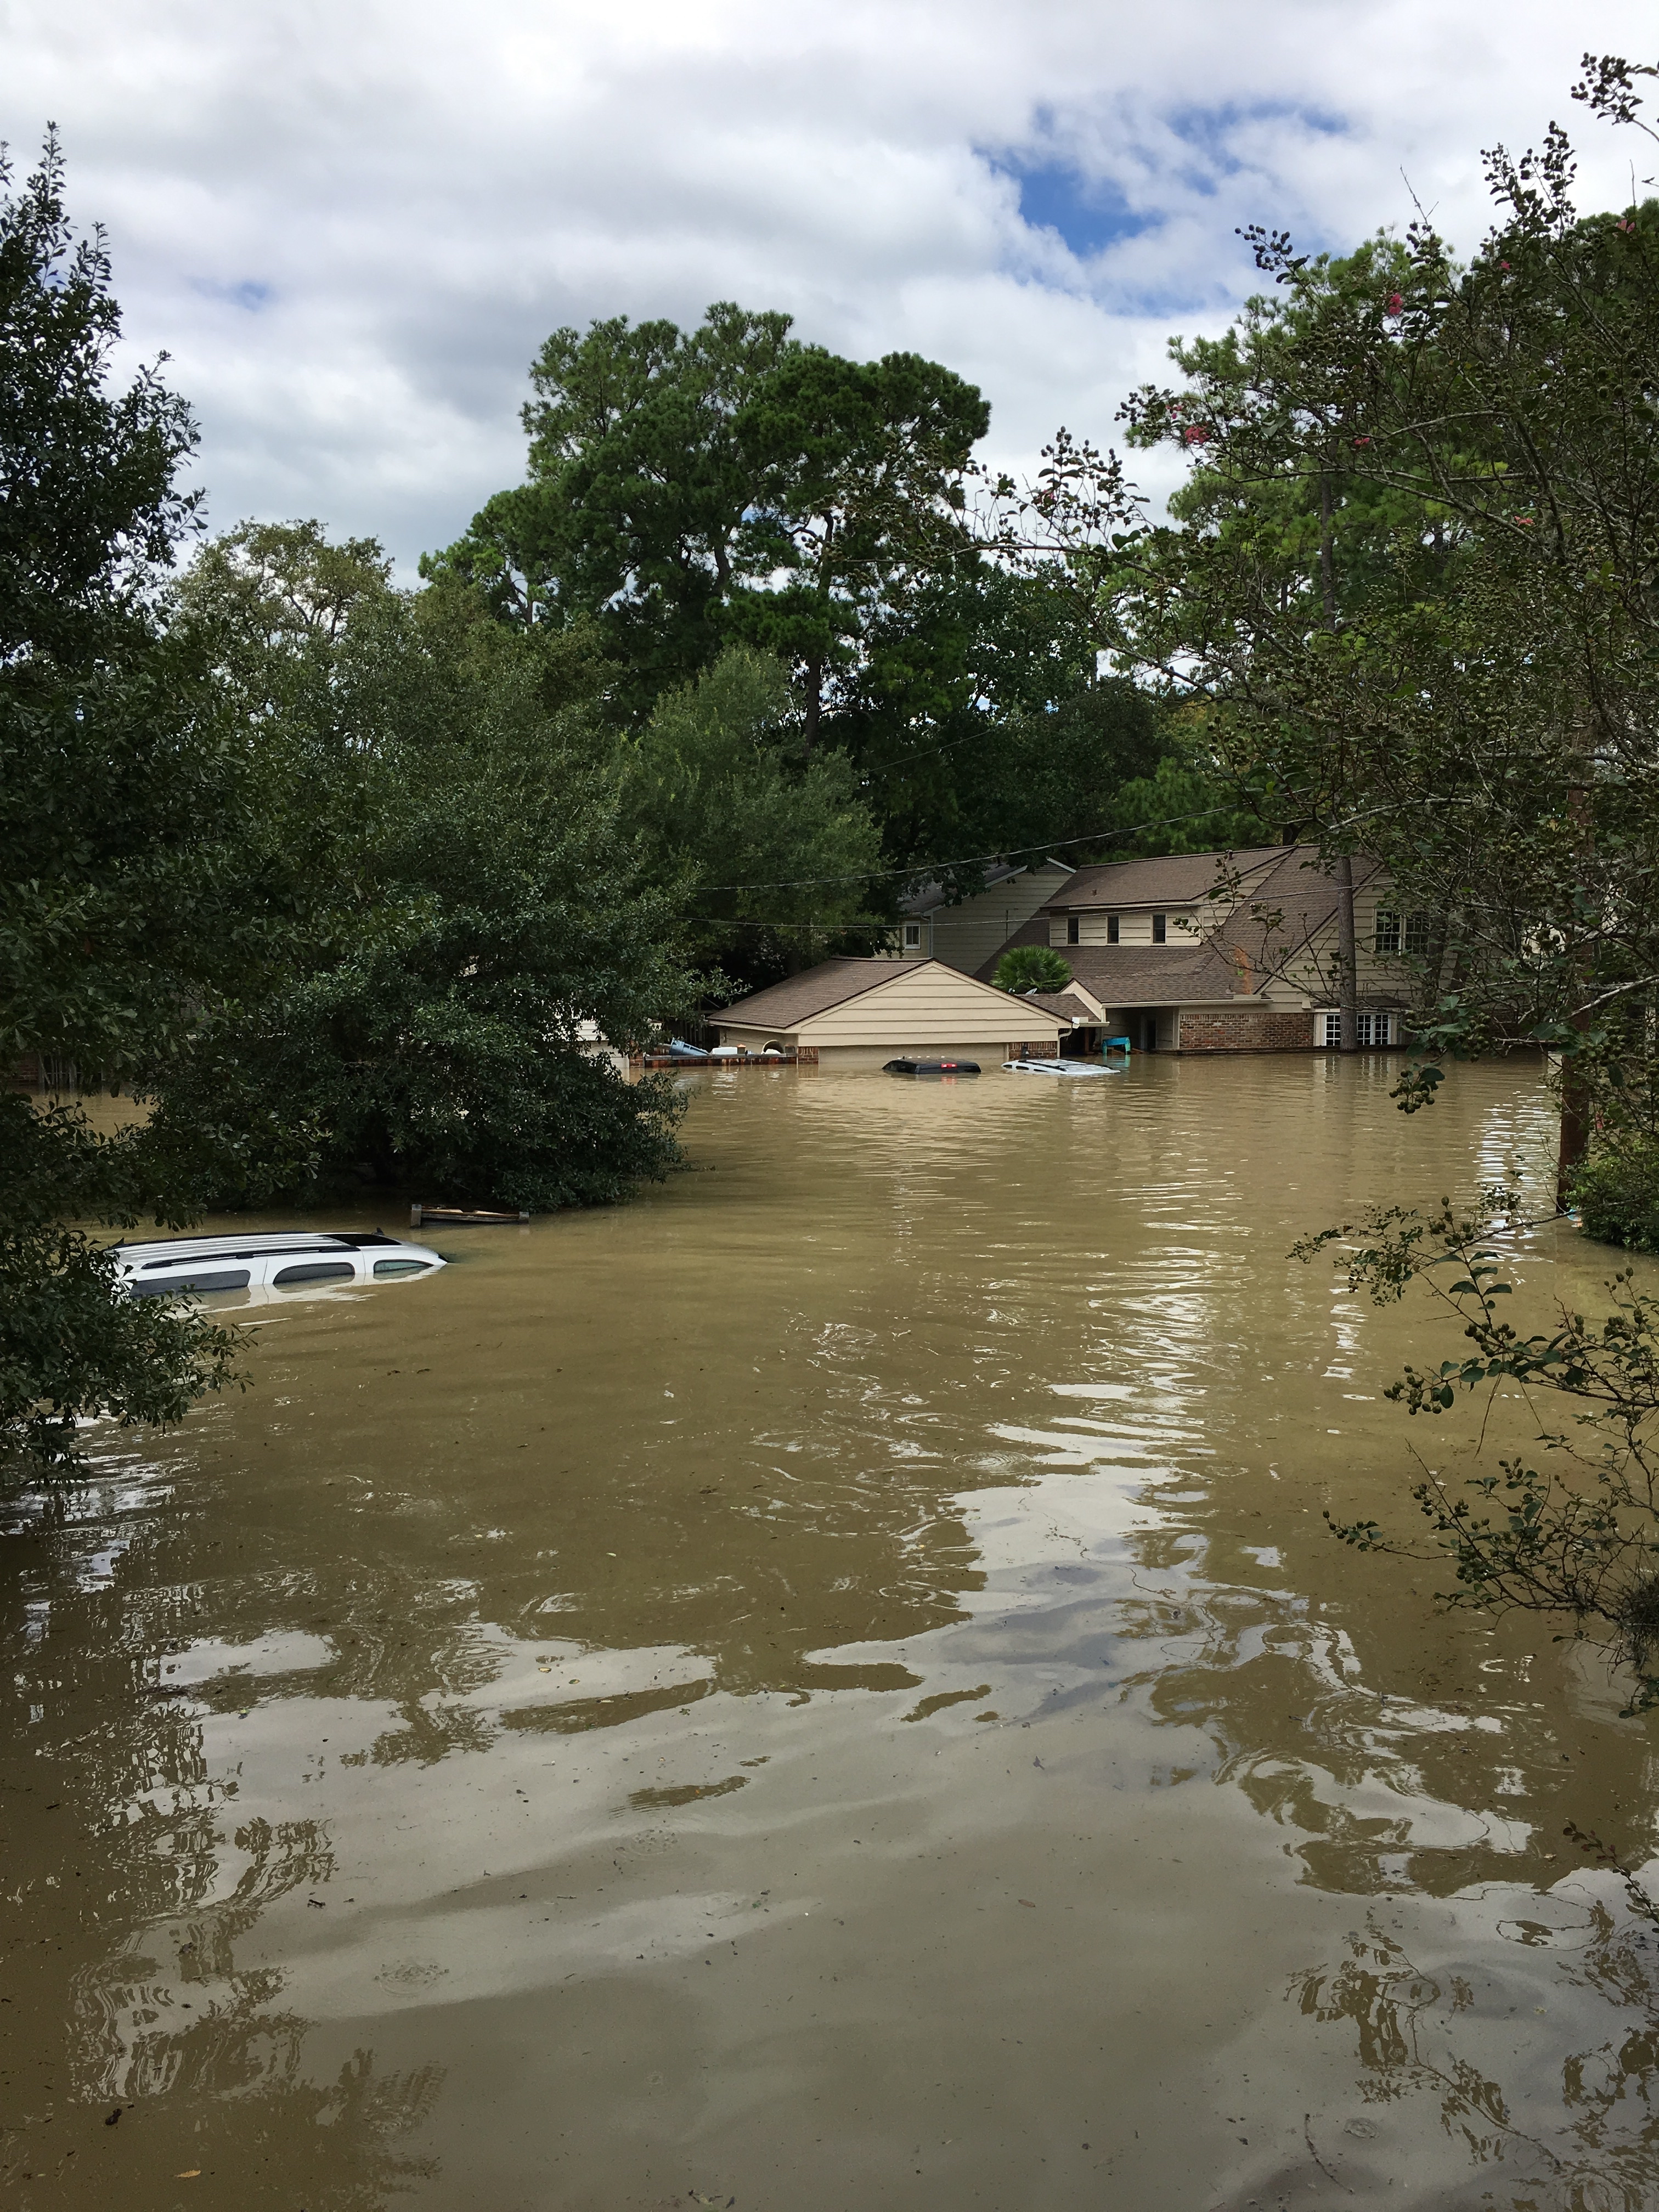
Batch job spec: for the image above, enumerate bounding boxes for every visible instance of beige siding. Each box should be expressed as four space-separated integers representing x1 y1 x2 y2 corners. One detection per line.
1247 877 1407 1006
1049 906 1202 948
1045 854 1283 946
717 964 1062 1052
803 968 1061 1047
885 862 1075 973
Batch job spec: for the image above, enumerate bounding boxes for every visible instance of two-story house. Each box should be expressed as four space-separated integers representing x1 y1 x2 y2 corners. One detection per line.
979 845 1421 1052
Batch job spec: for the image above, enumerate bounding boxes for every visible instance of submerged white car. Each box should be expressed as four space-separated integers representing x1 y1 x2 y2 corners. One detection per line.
1001 1058 1119 1078
109 1231 446 1298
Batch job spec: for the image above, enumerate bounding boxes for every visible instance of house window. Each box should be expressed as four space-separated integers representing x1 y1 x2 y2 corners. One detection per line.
902 921 923 951
1066 915 1080 945
1404 911 1434 956
1106 915 1120 944
1152 913 1166 944
1374 910 1402 954
1322 1011 1396 1047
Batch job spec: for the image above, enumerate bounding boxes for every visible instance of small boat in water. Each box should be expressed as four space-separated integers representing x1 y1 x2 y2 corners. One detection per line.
1002 1058 1119 1078
109 1231 445 1298
884 1058 980 1077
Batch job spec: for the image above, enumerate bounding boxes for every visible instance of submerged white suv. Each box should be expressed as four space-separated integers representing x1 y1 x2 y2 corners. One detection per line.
108 1231 446 1298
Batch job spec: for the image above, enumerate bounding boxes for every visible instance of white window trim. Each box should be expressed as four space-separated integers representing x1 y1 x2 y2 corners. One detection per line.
1317 1009 1397 1046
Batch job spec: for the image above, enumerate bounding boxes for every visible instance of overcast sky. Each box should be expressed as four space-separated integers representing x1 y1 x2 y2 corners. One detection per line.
5 2 1654 572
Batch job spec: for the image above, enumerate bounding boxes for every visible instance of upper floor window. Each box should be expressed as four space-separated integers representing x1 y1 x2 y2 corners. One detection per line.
1066 915 1080 945
1152 913 1167 944
1404 911 1435 956
1374 911 1402 954
1106 915 1120 944
902 921 922 950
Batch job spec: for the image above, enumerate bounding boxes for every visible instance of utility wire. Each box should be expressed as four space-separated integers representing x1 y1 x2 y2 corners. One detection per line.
696 799 1274 893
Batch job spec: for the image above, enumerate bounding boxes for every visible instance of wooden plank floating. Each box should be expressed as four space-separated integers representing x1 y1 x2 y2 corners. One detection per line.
410 1204 531 1228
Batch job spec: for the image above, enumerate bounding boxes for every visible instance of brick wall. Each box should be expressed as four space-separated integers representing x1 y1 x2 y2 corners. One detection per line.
1176 1008 1314 1053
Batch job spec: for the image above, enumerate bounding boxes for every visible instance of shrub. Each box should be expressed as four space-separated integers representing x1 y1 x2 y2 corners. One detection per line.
1571 1139 1659 1252
994 946 1073 994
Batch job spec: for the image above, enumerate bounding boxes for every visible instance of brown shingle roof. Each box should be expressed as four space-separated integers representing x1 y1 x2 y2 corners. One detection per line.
979 845 1397 1006
974 922 1237 1003
1047 846 1289 911
1049 946 1239 1005
899 859 1070 917
1009 991 1093 1028
713 957 924 1031
1214 848 1389 974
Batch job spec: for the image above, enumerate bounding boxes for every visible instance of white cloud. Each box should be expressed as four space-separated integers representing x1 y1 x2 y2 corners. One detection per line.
4 0 1652 569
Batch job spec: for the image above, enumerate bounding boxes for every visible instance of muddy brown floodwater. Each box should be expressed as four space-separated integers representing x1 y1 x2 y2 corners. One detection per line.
4 1054 1658 2211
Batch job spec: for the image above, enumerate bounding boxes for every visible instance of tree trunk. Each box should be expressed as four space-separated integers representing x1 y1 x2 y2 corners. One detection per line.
1556 700 1598 1210
1335 852 1359 1052
1321 475 1359 1052
1557 1042 1592 1210
801 657 822 754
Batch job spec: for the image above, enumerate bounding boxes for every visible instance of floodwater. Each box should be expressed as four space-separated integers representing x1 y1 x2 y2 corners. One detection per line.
4 1055 1658 2212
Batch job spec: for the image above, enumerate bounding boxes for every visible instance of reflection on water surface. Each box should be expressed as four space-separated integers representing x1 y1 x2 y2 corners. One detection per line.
4 1055 1658 2209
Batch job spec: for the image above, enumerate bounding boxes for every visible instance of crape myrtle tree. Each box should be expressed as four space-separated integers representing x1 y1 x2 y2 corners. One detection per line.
151 527 693 1212
1304 1185 1659 1712
1007 55 1659 1207
0 134 257 1470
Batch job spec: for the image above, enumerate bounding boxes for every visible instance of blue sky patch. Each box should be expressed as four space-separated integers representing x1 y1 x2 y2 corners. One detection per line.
191 276 272 312
987 155 1150 260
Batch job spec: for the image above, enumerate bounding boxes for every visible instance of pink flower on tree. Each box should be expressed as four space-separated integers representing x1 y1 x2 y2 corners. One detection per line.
1352 435 1372 447
1385 291 1404 314
1182 424 1211 445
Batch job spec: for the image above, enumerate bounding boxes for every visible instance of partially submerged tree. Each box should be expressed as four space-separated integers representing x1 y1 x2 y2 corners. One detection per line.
0 133 250 1470
1302 1187 1659 1712
1005 55 1659 1201
155 527 694 1211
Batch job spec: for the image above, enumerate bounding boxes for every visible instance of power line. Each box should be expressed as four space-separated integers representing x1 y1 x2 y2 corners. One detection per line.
696 800 1273 893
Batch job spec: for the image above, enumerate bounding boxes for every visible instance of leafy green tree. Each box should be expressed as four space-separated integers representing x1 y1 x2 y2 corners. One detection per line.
153 528 693 1211
424 304 793 714
1015 57 1659 1197
424 306 991 752
625 645 885 984
0 136 253 1470
433 306 1229 896
727 345 989 748
994 946 1072 994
